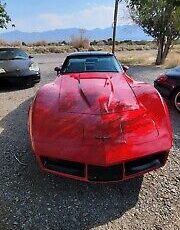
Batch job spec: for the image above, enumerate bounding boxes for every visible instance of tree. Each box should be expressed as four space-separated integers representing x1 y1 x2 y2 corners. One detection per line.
0 1 11 29
126 0 180 65
70 29 90 50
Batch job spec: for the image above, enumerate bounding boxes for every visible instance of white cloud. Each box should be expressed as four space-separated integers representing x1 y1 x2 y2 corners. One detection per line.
72 5 114 29
37 5 115 30
5 3 133 32
38 13 64 28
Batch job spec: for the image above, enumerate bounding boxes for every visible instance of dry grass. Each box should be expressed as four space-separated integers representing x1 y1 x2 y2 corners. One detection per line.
70 36 90 49
165 51 180 68
30 41 49 47
0 39 180 67
70 29 90 49
23 45 76 54
91 42 157 52
0 40 21 47
116 50 156 65
0 40 8 46
117 49 180 66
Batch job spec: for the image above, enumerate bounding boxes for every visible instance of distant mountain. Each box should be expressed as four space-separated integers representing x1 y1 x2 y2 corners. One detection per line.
0 25 152 42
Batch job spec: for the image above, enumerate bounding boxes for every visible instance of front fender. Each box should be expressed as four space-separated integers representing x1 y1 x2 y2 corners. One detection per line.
131 82 172 144
29 81 60 145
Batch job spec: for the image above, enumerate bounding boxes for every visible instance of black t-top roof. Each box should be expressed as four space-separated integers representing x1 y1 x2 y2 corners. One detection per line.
67 51 114 57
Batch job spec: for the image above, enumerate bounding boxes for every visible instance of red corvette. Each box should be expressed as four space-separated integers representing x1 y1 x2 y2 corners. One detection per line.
29 52 172 182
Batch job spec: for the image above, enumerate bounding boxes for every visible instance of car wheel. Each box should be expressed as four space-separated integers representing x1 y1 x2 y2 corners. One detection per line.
173 89 180 113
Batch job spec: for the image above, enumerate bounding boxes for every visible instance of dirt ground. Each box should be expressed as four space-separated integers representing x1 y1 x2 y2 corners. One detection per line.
0 54 179 230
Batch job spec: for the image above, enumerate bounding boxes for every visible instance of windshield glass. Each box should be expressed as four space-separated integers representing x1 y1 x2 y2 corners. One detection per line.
62 55 122 73
0 49 28 60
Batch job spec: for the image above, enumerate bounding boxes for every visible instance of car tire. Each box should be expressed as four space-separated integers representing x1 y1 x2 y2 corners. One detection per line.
172 89 180 113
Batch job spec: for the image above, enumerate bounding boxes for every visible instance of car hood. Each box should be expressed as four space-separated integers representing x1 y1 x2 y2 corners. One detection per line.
166 66 180 78
59 72 142 117
0 59 32 72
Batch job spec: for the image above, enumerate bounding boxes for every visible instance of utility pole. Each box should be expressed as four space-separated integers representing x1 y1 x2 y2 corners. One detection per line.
12 24 16 45
112 0 120 54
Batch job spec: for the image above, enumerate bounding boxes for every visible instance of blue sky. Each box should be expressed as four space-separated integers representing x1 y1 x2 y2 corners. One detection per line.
2 0 132 32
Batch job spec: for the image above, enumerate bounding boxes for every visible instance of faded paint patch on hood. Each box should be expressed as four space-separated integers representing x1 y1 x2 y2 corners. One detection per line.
59 72 140 115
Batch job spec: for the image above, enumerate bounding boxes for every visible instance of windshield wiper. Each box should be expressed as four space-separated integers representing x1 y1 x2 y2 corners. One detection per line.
0 57 26 61
11 57 26 60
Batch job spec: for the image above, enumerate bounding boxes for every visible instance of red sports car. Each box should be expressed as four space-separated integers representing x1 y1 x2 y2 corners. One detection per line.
29 52 172 182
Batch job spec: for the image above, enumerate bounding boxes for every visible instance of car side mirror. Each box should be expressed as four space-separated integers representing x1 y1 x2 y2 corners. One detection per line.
54 67 61 75
29 55 34 59
122 65 129 72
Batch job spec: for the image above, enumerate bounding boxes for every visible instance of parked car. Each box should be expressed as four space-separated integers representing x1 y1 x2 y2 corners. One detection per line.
0 47 40 86
154 66 180 112
29 52 172 182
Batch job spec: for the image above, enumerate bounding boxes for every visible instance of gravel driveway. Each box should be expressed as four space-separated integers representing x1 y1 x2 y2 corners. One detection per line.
0 54 179 230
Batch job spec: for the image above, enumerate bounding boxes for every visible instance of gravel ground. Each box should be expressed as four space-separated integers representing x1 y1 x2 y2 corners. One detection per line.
0 54 179 230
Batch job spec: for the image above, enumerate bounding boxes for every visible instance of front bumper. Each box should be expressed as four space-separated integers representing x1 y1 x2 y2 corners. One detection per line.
36 151 169 182
30 112 172 182
0 73 41 84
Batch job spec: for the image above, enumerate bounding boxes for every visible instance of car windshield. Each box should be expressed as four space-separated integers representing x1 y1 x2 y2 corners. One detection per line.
0 49 28 60
62 55 122 73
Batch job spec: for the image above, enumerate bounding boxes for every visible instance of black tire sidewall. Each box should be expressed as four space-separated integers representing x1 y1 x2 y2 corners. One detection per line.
172 89 180 113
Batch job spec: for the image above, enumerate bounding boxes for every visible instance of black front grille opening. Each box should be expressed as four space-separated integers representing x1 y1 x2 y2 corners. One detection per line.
88 164 123 182
41 157 85 177
125 152 166 176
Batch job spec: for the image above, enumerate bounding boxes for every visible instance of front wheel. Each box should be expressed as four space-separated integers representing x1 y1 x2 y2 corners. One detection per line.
173 89 180 113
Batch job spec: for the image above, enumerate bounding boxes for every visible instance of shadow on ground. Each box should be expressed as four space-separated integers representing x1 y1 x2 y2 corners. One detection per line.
0 99 143 230
0 81 33 93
